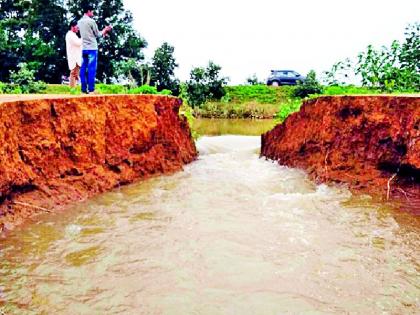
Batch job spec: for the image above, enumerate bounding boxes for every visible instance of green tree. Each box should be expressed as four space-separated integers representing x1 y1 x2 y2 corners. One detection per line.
112 58 142 87
9 62 47 93
150 42 180 95
355 23 419 91
0 0 30 81
246 73 261 85
0 0 69 82
322 58 353 86
399 22 420 90
186 61 228 107
325 22 419 91
25 0 68 82
355 42 401 90
292 70 323 98
0 0 147 83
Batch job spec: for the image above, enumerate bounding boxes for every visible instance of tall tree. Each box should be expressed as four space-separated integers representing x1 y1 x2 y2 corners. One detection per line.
399 22 420 90
151 42 180 95
326 22 419 91
25 0 68 82
0 0 30 81
0 0 147 83
186 61 228 107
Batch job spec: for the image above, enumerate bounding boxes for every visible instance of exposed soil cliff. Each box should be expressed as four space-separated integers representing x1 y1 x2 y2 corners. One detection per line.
0 95 197 232
261 96 419 213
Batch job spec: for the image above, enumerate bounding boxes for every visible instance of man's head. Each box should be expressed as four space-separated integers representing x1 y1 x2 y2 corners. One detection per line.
82 5 94 17
69 20 79 33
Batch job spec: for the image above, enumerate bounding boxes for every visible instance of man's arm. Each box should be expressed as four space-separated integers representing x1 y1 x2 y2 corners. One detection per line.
91 20 112 37
90 20 101 37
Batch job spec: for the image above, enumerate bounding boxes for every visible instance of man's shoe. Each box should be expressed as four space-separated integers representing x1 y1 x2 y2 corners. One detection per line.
88 91 98 95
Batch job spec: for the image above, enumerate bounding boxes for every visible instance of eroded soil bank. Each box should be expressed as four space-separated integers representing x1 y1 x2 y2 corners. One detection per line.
0 94 197 232
261 95 420 213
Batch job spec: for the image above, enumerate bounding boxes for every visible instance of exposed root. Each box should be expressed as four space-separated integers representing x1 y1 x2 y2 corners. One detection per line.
324 149 330 175
386 173 397 201
396 188 410 201
12 201 52 213
343 173 358 180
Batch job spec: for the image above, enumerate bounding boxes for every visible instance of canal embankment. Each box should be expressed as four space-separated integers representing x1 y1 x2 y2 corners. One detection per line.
0 94 197 232
261 95 420 212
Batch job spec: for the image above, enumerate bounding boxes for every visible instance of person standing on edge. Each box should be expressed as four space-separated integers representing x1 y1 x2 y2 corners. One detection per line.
65 20 82 88
77 5 111 94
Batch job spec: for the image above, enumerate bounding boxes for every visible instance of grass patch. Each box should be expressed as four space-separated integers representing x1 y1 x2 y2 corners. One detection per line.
194 85 298 119
44 84 73 94
44 84 129 94
321 85 381 95
196 85 412 121
224 85 294 104
195 101 280 119
275 98 303 123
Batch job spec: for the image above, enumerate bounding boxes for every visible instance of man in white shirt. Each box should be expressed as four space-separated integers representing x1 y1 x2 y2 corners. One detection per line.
65 20 82 88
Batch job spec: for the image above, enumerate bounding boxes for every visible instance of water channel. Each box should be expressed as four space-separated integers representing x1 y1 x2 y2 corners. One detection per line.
0 119 419 314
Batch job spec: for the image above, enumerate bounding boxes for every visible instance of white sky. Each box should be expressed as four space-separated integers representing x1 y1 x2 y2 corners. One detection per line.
123 0 419 85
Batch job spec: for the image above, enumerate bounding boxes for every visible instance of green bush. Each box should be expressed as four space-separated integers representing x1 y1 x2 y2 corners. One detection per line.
292 70 323 98
128 85 158 94
186 61 228 107
96 84 128 94
9 63 47 94
275 99 302 123
326 23 419 92
0 82 6 94
159 89 172 95
1 84 22 94
128 85 172 95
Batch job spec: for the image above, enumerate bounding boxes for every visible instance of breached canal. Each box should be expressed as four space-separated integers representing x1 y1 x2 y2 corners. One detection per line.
0 96 419 314
0 131 418 314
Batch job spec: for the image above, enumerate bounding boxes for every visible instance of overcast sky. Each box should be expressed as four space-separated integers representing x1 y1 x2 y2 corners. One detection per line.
123 0 419 85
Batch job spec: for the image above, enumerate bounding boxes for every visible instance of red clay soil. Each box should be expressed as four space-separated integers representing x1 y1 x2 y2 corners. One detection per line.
0 94 197 233
261 95 420 213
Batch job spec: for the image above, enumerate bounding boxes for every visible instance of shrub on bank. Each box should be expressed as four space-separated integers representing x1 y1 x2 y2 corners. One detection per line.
96 84 128 94
275 99 302 123
9 63 47 94
128 85 171 95
292 70 323 98
0 82 11 94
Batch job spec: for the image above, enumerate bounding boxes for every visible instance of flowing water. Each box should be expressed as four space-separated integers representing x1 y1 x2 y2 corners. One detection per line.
0 119 419 314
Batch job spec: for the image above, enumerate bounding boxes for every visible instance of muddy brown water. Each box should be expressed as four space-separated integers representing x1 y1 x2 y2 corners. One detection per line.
0 119 419 314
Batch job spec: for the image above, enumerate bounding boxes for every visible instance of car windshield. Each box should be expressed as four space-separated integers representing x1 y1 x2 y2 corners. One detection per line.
271 70 300 76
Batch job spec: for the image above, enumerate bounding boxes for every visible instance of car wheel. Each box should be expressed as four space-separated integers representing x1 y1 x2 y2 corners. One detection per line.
271 81 280 86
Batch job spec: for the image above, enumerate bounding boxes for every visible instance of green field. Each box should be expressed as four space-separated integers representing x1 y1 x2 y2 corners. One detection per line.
192 85 386 121
1 82 414 123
